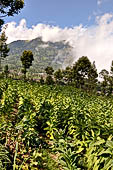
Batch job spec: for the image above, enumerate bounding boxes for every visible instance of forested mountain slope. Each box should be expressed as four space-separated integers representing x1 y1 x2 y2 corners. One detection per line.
3 37 73 72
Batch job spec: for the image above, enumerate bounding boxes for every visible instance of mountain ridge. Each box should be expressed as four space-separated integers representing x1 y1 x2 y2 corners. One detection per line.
2 37 74 73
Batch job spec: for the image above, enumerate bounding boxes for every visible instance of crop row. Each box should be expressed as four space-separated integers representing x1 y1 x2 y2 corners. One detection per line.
0 79 113 169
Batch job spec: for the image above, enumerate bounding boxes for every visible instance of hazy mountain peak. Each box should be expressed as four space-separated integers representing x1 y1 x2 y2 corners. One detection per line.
3 37 73 72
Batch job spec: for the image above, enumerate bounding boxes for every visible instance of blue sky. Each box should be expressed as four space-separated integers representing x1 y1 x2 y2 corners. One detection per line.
5 0 113 28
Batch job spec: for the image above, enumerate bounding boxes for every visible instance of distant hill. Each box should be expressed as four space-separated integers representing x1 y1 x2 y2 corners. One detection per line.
2 37 74 73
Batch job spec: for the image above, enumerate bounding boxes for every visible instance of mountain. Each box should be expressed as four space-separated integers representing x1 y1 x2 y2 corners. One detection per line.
2 37 74 73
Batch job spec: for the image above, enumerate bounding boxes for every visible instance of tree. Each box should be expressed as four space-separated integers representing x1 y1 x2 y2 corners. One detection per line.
45 75 54 85
0 30 10 71
4 64 9 78
72 56 92 89
54 69 63 84
45 66 54 75
62 66 73 85
0 0 24 30
108 60 113 95
20 50 34 80
99 61 113 96
45 66 54 85
111 61 113 74
87 61 98 92
99 69 109 80
72 56 98 91
40 76 44 84
99 69 109 95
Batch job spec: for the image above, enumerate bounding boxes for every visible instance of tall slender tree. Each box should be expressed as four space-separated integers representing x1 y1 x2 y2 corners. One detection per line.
4 64 9 78
109 60 113 95
45 66 54 85
87 61 98 92
62 66 73 85
99 69 109 95
20 50 34 80
0 30 10 71
54 69 63 84
72 56 98 91
72 56 92 89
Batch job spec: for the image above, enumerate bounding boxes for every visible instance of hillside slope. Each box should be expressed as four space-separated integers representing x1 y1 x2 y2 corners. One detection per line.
3 37 73 72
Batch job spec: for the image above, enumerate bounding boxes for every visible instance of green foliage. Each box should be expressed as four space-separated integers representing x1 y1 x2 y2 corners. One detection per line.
4 65 9 78
111 60 113 74
45 75 54 85
0 143 11 169
0 19 4 29
45 66 54 85
87 61 98 92
62 66 73 85
55 138 79 170
21 50 34 69
0 0 24 29
0 79 113 169
99 67 113 96
0 30 10 71
54 69 63 84
5 38 72 72
20 50 34 79
45 66 54 75
72 56 98 90
40 76 44 84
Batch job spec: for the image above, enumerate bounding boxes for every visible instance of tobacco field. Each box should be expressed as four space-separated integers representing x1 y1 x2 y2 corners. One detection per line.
0 79 113 170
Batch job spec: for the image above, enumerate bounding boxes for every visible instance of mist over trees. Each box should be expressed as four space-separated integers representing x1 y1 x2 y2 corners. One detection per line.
0 40 113 96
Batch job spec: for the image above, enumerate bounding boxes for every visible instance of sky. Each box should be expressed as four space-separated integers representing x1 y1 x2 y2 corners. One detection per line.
3 0 113 72
4 0 113 28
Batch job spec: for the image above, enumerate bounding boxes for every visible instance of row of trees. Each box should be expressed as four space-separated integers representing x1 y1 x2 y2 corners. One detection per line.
44 57 98 89
44 57 113 95
0 1 113 95
0 29 113 95
99 65 113 95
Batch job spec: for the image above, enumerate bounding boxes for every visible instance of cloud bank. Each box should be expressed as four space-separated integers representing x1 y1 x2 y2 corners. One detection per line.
4 13 113 72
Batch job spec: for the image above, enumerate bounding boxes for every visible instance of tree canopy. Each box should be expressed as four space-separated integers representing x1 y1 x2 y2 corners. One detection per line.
45 66 54 75
0 30 10 71
72 56 98 90
0 0 24 29
20 50 34 79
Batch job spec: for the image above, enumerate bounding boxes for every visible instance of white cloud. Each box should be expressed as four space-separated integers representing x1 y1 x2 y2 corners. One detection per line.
97 0 103 5
97 0 111 6
4 13 113 73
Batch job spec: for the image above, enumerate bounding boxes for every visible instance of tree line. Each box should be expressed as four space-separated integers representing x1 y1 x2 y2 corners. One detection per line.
0 29 113 95
44 57 113 96
0 0 113 96
0 26 113 96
